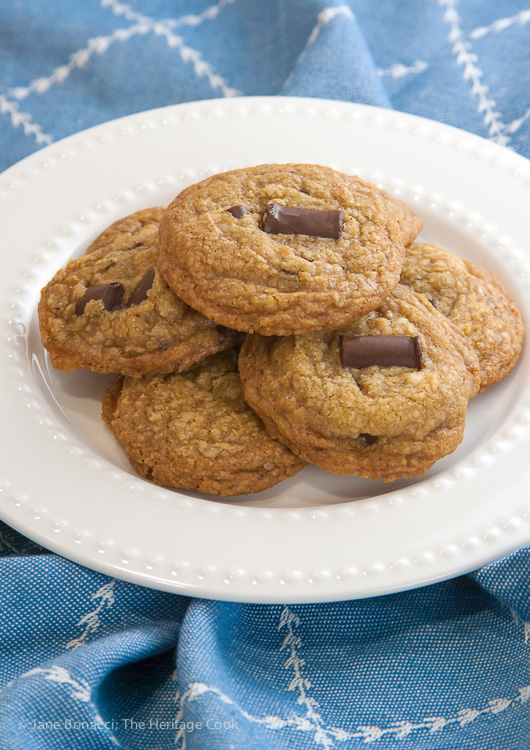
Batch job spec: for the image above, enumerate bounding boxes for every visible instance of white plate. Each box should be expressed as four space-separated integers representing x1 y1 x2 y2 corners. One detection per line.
1 96 530 603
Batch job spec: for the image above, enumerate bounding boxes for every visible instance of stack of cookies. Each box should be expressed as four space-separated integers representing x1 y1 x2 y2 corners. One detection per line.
38 164 524 496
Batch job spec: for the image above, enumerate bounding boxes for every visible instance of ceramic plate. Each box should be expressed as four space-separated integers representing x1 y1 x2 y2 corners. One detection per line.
1 96 530 603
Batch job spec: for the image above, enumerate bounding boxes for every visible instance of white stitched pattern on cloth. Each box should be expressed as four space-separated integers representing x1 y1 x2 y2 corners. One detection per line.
3 665 121 746
8 24 151 103
0 0 241 146
469 9 530 40
278 606 333 749
377 60 429 78
439 1 530 146
439 0 510 146
282 5 354 91
511 607 530 644
102 0 237 29
17 665 92 702
498 104 530 138
0 94 53 145
1 23 150 145
100 0 242 97
174 678 530 745
173 669 186 750
170 607 530 745
66 580 116 650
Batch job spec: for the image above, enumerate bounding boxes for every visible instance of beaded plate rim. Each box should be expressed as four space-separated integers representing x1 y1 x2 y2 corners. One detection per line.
1 96 530 603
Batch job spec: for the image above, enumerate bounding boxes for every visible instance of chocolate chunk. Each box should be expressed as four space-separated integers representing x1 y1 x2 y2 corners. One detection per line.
126 268 156 307
340 335 423 370
75 282 124 315
359 433 378 446
263 203 344 239
227 205 250 218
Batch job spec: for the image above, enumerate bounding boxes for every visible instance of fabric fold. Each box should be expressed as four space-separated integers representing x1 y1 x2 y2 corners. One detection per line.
281 3 391 107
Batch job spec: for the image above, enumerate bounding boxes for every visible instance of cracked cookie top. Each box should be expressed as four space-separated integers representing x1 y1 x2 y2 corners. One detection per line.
38 233 241 375
239 285 481 481
158 163 406 335
85 206 166 254
102 349 305 496
400 242 524 391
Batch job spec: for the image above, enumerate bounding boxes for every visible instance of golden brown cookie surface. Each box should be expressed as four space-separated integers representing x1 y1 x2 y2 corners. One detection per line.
85 206 166 254
375 188 423 246
400 242 524 391
158 163 406 335
239 286 480 482
38 234 241 375
102 350 305 496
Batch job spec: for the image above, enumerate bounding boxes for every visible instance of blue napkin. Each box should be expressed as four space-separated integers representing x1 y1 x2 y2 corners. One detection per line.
2 2 530 748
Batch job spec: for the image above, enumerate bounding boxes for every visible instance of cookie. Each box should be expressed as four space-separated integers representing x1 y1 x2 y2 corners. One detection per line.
85 206 166 254
158 163 406 335
376 188 423 246
38 234 241 375
239 285 481 482
102 349 306 496
400 242 524 391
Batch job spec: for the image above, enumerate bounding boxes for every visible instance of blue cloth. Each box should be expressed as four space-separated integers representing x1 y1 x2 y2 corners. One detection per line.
1 1 530 748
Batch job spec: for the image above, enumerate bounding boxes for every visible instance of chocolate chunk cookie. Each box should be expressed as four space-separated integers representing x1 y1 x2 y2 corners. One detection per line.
376 188 423 246
102 349 306 496
38 234 241 375
400 242 524 391
85 206 166 254
239 285 481 482
158 163 406 335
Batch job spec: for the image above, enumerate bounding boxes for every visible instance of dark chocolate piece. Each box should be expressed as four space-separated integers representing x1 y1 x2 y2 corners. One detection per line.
263 203 344 239
126 268 156 307
227 205 250 218
340 335 423 370
359 433 378 446
75 282 124 315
